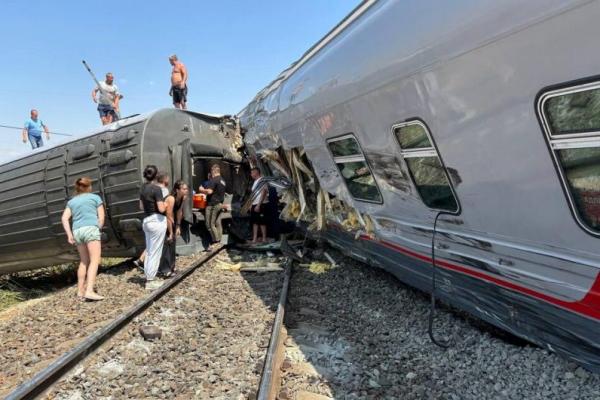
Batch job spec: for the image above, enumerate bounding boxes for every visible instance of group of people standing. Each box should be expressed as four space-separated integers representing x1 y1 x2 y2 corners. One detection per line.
59 170 190 298
59 163 276 298
22 54 189 149
139 165 189 290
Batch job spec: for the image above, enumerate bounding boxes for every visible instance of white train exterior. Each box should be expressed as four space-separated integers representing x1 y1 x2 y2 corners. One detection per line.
239 0 600 371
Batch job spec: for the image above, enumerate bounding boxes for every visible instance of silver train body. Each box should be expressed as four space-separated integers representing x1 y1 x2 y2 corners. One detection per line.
239 0 600 371
0 109 243 273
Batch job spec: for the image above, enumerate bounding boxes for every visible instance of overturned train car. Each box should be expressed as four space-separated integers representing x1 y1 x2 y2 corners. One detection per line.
239 0 600 371
0 109 245 274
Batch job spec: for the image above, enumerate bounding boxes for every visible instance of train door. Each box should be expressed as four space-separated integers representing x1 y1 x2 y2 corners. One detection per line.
99 127 144 251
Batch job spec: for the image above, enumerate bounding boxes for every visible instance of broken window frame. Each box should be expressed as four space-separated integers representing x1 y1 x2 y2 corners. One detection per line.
538 80 600 236
326 133 383 204
392 120 460 213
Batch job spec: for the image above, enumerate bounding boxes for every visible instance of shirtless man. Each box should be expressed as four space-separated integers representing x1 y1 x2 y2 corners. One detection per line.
169 55 188 110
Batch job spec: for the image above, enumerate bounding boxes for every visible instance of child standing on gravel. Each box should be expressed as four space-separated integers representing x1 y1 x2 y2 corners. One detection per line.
61 177 105 301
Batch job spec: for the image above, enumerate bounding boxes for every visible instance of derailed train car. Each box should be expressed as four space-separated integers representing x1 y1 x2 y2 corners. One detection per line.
0 108 245 274
239 0 600 371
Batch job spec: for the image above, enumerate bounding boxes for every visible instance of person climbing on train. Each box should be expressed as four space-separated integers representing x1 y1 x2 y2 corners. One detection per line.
139 165 167 290
198 164 226 249
61 177 105 301
22 109 50 149
92 72 121 125
158 180 189 276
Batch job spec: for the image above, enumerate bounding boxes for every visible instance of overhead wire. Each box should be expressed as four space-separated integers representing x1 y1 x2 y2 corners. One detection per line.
0 124 73 137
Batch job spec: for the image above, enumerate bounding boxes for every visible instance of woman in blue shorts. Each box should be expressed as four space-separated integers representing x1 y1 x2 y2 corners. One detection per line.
61 177 105 301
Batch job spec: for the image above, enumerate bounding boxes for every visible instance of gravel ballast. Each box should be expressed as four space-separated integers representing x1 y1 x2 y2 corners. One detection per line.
0 260 151 397
48 249 284 399
279 248 600 400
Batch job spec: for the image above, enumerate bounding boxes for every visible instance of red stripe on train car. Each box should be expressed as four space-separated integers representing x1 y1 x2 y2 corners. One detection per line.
358 235 600 321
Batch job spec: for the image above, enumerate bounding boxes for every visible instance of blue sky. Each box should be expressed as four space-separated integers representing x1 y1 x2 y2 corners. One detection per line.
0 0 358 162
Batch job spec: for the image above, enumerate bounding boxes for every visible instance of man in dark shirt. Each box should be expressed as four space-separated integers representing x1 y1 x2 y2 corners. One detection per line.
198 164 226 247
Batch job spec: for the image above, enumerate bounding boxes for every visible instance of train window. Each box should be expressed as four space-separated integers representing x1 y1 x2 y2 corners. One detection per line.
328 136 362 157
327 134 383 203
393 121 459 212
539 82 600 234
543 87 600 135
397 123 432 149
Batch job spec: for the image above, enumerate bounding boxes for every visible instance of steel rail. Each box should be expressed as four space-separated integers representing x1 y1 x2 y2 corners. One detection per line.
257 257 293 400
5 244 225 400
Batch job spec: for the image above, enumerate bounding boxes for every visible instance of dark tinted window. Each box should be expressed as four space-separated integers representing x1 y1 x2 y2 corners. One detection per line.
540 83 600 234
327 135 382 203
337 160 382 203
557 147 600 230
406 157 458 211
393 122 459 213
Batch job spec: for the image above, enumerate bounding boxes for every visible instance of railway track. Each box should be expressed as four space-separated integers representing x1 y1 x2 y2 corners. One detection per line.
3 246 293 400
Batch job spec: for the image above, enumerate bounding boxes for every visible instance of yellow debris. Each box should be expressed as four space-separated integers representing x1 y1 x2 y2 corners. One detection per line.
298 261 337 274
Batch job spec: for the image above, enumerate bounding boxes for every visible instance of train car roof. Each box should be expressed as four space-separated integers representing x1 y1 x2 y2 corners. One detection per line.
238 0 376 114
0 108 228 167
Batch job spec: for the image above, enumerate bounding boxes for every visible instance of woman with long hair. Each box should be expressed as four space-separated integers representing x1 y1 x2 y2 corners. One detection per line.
132 173 171 271
139 165 167 289
159 180 189 276
61 177 105 301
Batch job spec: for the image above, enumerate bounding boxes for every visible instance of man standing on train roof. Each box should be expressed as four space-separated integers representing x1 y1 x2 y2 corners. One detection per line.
169 54 188 110
22 109 50 149
92 72 121 125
